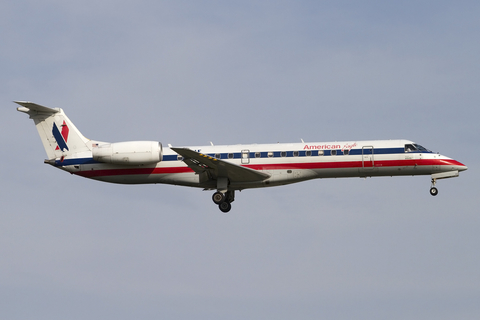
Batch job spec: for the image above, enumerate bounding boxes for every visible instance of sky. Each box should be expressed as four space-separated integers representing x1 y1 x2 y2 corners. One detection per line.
1 1 479 319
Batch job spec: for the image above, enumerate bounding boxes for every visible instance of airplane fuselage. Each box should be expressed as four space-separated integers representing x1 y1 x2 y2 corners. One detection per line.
54 139 465 190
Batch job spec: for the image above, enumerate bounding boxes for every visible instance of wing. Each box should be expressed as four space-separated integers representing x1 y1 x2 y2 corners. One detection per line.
171 147 270 182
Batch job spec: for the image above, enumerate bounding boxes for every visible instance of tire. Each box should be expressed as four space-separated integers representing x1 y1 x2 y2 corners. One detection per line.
219 201 231 213
430 187 438 196
212 192 225 204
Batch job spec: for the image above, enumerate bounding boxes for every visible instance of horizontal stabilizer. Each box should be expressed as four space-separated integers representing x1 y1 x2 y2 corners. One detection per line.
15 101 59 114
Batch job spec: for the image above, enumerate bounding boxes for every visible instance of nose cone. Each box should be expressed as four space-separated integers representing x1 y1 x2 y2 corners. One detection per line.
459 162 468 172
452 159 468 172
436 157 467 173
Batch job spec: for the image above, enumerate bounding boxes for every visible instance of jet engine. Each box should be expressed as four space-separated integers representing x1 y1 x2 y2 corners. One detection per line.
92 141 162 165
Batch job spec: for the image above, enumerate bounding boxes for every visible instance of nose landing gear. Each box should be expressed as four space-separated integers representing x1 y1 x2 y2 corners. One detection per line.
430 178 438 196
212 190 235 213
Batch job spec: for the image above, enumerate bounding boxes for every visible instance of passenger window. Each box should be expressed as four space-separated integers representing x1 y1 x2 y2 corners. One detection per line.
177 155 184 161
318 150 324 156
268 152 273 158
293 151 299 157
228 153 234 159
343 150 349 155
306 150 312 157
215 153 221 159
281 151 287 157
255 152 261 158
331 150 337 156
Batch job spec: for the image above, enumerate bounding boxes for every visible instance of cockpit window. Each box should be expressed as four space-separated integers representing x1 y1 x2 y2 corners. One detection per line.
405 143 432 153
413 144 431 152
405 144 416 152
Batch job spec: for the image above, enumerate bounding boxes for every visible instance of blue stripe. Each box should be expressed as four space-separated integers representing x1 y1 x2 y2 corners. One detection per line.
52 147 430 166
54 158 98 166
162 147 423 161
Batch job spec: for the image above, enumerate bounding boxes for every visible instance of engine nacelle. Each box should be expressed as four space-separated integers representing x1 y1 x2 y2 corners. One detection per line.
92 141 162 165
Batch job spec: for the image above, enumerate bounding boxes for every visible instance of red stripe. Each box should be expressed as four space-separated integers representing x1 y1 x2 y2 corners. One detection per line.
245 158 465 170
76 166 193 178
75 158 465 178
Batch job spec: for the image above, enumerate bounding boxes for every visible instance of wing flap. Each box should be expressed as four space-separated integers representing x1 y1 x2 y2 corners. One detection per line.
171 147 270 182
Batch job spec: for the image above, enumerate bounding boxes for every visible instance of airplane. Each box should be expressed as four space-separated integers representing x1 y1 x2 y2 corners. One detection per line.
16 101 468 213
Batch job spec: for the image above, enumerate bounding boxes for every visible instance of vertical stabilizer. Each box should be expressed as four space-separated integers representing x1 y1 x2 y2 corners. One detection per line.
16 101 91 160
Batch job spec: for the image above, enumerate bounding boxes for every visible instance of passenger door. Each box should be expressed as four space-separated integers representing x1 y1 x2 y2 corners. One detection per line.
362 146 374 169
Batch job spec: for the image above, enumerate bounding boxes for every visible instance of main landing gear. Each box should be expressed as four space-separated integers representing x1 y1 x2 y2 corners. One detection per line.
430 178 438 196
212 190 235 213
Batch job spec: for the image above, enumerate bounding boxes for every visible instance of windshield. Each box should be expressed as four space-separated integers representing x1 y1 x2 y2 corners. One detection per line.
413 144 431 152
405 143 432 153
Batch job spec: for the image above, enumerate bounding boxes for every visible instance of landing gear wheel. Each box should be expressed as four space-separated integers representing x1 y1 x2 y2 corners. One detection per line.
430 187 438 196
212 192 225 204
219 201 232 213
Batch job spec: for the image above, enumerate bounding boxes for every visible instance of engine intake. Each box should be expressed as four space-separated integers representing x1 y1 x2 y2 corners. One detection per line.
92 141 162 165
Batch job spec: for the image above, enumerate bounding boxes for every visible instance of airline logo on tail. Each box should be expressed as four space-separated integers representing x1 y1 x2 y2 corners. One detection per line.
52 121 69 151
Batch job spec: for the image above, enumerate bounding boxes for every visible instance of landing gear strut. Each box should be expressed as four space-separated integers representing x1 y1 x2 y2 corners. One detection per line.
212 190 235 213
430 178 438 196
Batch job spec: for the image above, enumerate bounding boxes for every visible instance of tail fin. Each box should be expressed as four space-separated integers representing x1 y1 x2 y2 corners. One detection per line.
16 101 91 160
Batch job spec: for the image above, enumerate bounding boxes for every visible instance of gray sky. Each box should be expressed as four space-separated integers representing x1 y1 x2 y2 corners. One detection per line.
1 1 479 319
